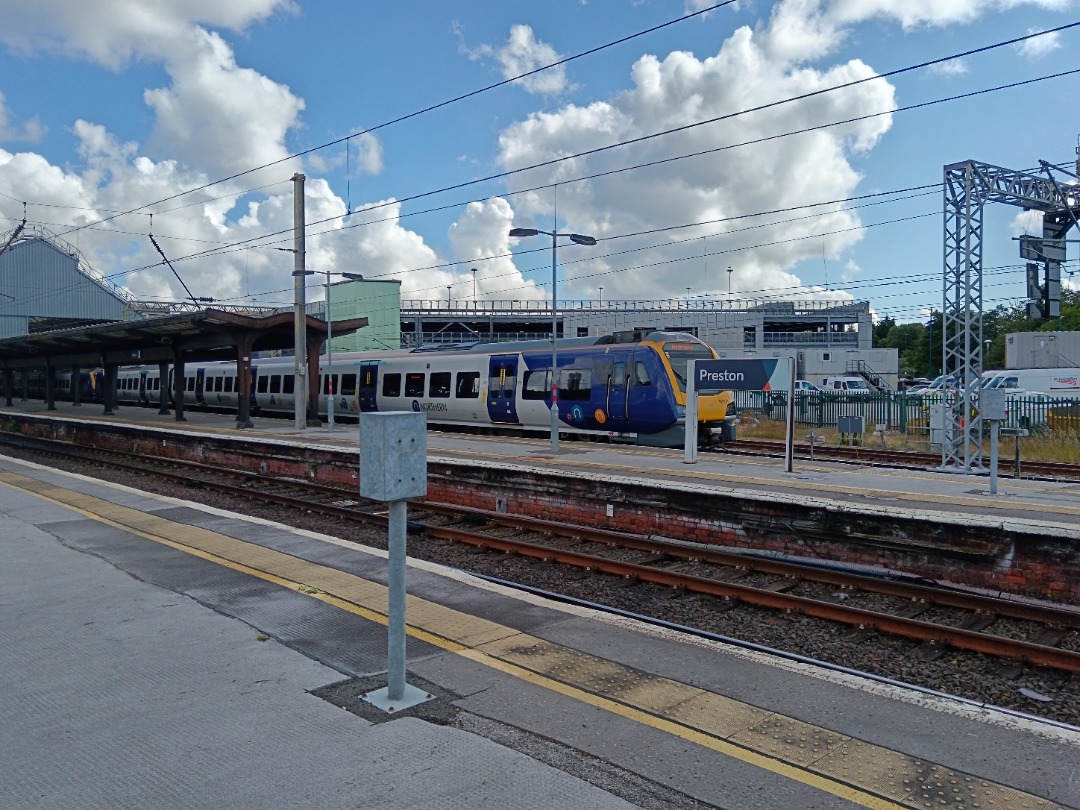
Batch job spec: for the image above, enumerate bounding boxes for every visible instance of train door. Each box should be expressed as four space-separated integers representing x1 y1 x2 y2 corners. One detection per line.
358 363 379 411
602 351 632 431
487 355 519 423
138 371 149 406
194 368 206 406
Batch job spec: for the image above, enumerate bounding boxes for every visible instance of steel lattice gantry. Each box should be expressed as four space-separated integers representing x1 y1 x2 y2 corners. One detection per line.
942 159 1079 470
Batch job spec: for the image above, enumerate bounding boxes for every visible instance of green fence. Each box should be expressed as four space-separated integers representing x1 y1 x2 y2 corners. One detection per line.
730 391 1080 435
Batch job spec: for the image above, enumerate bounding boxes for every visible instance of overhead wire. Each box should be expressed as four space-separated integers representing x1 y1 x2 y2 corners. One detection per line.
49 1 739 239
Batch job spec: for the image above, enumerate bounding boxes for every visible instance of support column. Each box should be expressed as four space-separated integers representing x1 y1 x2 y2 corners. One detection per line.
3 367 13 407
235 338 254 429
172 348 187 422
307 332 324 427
157 361 171 415
44 362 56 411
101 364 117 416
71 365 82 407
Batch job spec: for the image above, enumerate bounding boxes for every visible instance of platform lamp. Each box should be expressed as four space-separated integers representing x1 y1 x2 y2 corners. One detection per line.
508 227 597 453
293 269 363 432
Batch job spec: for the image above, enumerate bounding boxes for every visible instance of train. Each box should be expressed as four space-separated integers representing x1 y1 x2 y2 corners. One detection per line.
18 330 737 447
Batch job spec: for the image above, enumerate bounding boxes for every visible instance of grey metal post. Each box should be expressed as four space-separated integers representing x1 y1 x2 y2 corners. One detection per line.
386 498 406 699
359 411 433 713
550 230 560 453
784 358 795 473
326 270 334 433
989 420 999 495
683 359 698 464
292 172 307 431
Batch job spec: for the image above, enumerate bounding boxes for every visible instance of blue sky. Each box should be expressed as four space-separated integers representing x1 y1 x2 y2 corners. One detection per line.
0 0 1077 324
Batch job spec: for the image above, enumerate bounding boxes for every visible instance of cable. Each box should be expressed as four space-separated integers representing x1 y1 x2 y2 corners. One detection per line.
51 2 739 239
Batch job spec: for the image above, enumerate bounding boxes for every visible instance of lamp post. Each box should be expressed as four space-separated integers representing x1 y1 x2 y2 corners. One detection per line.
727 266 733 299
294 270 363 432
471 268 478 309
598 286 603 307
508 226 597 453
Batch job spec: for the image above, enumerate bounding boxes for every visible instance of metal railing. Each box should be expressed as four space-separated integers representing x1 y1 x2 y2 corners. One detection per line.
733 391 1080 435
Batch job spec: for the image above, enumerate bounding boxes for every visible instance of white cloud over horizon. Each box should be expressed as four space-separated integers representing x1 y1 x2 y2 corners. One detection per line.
0 0 1073 312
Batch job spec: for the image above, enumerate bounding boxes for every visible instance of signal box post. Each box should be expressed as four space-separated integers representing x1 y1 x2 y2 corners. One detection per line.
358 411 435 713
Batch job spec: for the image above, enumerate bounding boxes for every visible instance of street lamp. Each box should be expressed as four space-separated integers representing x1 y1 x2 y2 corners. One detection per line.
294 269 363 432
598 286 603 307
447 286 452 308
471 268 478 309
508 226 597 453
727 266 733 299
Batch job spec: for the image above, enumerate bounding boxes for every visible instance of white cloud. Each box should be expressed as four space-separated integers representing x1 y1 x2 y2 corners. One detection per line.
0 92 45 143
447 197 545 301
928 58 969 76
466 24 570 95
496 23 895 301
354 133 383 176
1015 28 1062 59
759 0 1072 64
144 28 304 178
0 0 294 68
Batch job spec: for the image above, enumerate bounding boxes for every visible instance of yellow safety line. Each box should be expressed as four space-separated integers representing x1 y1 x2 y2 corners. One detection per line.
0 470 1037 810
457 649 906 810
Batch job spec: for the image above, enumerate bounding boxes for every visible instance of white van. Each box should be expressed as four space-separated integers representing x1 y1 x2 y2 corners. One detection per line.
987 367 1080 395
819 376 873 394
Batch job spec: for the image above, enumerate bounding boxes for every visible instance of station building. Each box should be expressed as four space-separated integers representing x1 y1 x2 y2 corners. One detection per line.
2 226 898 389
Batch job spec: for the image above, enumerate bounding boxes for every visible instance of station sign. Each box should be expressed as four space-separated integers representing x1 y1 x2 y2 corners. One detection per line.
693 359 788 392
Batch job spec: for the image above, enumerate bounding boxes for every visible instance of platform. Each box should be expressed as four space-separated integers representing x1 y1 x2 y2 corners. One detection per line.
1 448 1076 809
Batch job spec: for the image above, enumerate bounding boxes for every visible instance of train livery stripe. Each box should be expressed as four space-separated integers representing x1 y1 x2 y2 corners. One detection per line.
0 467 1052 810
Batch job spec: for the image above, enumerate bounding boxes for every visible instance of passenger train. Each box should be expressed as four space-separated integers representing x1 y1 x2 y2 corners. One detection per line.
24 331 737 447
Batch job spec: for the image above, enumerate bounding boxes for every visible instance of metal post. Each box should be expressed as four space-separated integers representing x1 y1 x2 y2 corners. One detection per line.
326 270 334 433
784 358 795 473
386 498 407 700
292 172 307 430
989 420 999 495
550 230 560 454
683 359 698 464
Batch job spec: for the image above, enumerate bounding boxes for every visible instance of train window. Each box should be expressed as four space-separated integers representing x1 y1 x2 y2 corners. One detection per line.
613 361 626 385
256 375 268 394
455 372 480 398
214 377 224 392
429 372 451 398
522 369 549 400
404 373 425 397
559 369 592 401
269 375 282 394
488 366 516 398
340 373 357 394
224 377 233 393
322 374 337 395
634 362 651 386
187 377 196 391
382 373 402 397
283 375 295 394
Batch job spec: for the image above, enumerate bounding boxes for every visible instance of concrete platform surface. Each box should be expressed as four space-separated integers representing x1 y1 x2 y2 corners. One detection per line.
1 453 1078 809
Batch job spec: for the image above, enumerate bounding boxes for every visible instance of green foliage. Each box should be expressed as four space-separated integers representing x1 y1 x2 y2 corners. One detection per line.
873 289 1080 376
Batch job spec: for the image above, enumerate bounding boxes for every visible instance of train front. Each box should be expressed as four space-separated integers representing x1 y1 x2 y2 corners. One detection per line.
658 338 736 446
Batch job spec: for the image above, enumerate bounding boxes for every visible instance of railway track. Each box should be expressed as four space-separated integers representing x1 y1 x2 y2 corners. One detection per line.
4 432 1079 681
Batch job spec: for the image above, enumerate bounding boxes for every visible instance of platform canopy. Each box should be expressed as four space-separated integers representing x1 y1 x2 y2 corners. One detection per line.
0 308 368 370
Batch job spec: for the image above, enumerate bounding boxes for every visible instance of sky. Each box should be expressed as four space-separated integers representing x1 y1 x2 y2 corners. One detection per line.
0 0 1078 325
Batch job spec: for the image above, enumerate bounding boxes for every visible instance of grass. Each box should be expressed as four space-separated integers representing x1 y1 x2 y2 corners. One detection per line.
734 412 1080 464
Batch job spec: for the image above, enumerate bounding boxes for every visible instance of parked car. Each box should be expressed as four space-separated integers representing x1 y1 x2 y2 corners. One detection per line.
794 379 820 393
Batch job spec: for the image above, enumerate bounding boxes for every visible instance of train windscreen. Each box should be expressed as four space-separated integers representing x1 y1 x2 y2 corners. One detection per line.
662 342 715 392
